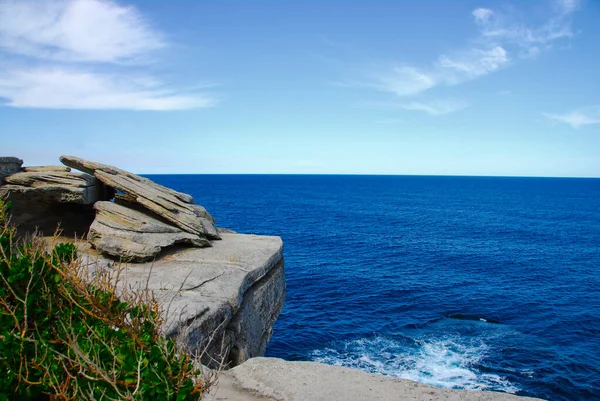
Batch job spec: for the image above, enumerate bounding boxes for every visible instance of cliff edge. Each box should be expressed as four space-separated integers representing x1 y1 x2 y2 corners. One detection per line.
86 233 285 368
0 155 285 369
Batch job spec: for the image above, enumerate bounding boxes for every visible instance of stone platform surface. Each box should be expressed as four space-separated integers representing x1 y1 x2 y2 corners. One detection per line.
209 358 544 401
83 233 285 368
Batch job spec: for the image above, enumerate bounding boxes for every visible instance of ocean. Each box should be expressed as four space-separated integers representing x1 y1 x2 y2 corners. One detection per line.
147 174 600 400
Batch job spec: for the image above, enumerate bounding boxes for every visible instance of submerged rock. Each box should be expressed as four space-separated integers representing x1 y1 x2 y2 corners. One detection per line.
60 155 219 240
89 201 210 262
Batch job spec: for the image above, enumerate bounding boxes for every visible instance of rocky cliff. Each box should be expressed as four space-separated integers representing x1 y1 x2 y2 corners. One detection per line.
0 155 285 369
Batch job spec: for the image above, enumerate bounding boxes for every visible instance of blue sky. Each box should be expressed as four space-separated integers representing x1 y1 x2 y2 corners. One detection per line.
0 0 599 176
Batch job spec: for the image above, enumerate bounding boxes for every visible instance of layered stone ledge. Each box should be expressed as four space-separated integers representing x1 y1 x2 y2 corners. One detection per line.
86 233 285 369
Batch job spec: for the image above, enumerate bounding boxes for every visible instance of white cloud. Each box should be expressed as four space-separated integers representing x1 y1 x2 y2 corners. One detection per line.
473 8 494 25
353 1 578 106
0 68 215 110
475 1 577 55
399 99 467 116
372 66 436 97
0 0 163 63
437 46 509 80
0 0 213 110
543 106 600 128
554 0 579 15
523 46 541 59
365 46 509 104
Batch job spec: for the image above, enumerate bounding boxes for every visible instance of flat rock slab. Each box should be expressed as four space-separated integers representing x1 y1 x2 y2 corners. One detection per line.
84 233 284 367
60 155 219 240
0 185 97 205
214 358 544 401
5 170 96 188
0 170 99 204
89 201 210 262
23 166 71 172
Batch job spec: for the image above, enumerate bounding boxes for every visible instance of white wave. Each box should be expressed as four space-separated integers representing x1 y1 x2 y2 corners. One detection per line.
309 335 519 394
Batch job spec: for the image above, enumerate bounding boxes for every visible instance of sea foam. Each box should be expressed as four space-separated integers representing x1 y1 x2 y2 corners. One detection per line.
310 333 519 394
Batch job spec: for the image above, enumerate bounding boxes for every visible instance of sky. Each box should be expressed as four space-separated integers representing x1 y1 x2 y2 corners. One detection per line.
0 0 599 177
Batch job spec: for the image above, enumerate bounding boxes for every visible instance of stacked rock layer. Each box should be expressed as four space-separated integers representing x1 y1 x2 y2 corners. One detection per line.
0 155 220 261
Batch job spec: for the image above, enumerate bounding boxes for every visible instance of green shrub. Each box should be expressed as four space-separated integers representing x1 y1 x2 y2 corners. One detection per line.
0 200 207 400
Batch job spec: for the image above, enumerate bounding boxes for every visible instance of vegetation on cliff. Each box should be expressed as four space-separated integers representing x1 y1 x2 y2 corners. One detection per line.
0 200 207 400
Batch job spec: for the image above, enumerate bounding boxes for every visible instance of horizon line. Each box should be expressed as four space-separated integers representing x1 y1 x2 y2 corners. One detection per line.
139 173 600 179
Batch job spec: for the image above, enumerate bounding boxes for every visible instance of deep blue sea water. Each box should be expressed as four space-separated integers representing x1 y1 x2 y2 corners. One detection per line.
147 175 600 400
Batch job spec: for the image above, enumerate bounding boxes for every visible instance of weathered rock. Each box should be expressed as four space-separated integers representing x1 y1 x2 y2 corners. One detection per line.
3 199 96 238
87 233 285 368
89 201 211 262
5 170 96 188
0 184 97 204
0 169 105 236
1 170 100 204
59 155 194 202
4 155 286 376
114 192 137 203
60 155 219 240
214 358 544 401
227 261 285 365
0 156 23 183
23 165 71 172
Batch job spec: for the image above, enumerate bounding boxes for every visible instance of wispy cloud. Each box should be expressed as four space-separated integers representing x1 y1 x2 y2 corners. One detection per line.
474 0 577 58
399 99 468 116
350 0 579 115
364 45 510 103
0 0 164 63
0 0 214 110
437 46 509 81
363 98 467 116
0 68 215 110
543 106 600 128
368 66 436 97
473 8 494 25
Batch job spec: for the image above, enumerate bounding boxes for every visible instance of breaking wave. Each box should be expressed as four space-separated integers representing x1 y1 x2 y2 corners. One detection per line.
310 330 519 394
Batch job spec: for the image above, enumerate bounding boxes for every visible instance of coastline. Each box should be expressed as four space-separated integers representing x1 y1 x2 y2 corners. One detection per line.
1 156 575 400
